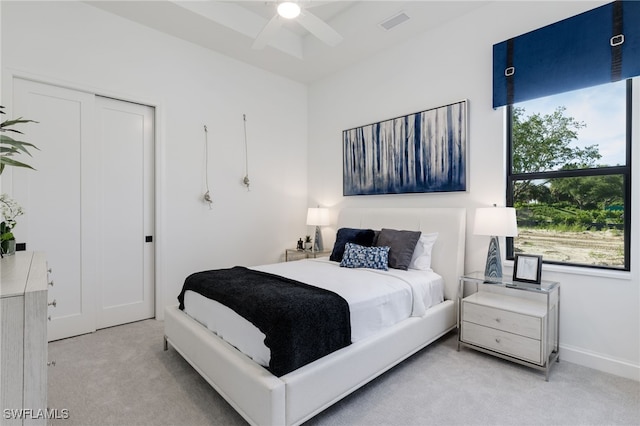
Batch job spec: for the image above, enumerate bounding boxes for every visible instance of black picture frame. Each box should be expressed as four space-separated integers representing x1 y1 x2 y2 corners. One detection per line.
513 254 543 284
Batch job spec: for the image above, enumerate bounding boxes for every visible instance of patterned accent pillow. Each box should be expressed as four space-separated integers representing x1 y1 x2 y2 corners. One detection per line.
340 243 390 270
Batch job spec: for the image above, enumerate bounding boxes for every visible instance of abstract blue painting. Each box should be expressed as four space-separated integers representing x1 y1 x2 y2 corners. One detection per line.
343 100 467 196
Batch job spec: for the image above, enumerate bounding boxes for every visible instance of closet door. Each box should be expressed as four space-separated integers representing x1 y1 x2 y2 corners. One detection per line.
12 78 97 341
10 79 155 340
95 96 154 329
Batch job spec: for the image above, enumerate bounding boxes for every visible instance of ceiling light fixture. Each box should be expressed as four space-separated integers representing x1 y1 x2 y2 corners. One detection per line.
277 2 301 19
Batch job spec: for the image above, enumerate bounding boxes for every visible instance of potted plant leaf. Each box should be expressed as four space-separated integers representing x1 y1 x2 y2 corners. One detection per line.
0 105 38 174
0 106 37 257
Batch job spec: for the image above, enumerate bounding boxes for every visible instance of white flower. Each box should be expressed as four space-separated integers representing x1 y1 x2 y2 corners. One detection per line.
0 193 24 232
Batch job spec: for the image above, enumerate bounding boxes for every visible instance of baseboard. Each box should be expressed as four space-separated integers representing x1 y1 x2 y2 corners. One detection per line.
560 343 639 381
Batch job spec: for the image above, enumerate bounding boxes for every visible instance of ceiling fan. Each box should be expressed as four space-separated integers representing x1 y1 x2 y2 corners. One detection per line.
252 1 344 50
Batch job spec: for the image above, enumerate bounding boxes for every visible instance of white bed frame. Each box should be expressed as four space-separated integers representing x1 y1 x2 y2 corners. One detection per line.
164 207 466 425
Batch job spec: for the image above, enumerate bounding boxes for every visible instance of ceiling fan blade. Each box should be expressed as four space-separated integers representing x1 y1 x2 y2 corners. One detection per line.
301 1 331 9
252 15 283 50
296 10 343 47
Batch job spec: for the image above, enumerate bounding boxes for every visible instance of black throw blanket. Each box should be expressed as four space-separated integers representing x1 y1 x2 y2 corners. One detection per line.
178 266 351 376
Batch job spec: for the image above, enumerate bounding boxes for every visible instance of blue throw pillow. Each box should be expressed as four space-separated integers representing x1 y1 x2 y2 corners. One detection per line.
340 243 390 270
329 228 376 262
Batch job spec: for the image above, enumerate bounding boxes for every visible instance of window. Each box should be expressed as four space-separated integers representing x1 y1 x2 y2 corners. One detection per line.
507 80 631 270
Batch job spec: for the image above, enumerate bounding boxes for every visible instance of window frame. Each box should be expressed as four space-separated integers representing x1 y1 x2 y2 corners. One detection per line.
506 79 632 271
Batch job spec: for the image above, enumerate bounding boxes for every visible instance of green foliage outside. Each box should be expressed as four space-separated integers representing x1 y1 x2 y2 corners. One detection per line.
514 202 624 233
513 106 624 233
512 106 598 174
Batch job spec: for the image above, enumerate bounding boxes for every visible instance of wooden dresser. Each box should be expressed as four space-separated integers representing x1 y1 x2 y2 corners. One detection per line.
1 252 49 425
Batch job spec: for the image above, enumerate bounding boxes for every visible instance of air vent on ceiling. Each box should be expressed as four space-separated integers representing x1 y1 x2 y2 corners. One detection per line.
379 12 410 31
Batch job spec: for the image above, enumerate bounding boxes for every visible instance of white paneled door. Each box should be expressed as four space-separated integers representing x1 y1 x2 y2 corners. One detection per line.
12 79 96 341
95 96 154 329
11 79 155 341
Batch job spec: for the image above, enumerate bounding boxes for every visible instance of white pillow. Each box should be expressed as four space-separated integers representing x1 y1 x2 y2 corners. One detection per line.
409 232 438 271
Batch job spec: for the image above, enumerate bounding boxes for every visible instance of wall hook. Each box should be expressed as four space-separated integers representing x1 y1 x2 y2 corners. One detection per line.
242 114 251 191
203 124 213 208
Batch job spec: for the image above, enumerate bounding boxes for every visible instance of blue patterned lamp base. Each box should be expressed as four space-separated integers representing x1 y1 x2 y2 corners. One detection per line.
484 236 503 282
313 225 324 252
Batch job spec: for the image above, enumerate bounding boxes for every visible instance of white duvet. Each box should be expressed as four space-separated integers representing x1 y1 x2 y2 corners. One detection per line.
183 258 444 367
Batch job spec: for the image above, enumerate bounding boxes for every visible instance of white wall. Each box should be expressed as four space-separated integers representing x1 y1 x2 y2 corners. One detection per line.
1 1 309 312
3 0 637 381
308 1 639 380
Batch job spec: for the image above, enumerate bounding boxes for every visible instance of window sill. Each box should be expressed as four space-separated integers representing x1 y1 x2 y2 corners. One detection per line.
504 260 632 282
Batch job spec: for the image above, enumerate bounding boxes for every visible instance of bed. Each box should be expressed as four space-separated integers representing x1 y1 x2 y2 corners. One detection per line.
164 207 466 425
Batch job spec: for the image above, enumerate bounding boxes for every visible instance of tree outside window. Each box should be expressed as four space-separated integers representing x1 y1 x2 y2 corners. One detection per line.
507 80 630 270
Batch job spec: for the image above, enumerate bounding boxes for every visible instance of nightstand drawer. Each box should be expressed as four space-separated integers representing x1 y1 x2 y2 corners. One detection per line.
462 322 542 364
463 301 542 340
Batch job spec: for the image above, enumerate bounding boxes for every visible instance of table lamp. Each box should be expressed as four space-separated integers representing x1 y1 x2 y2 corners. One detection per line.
306 207 329 252
474 206 518 282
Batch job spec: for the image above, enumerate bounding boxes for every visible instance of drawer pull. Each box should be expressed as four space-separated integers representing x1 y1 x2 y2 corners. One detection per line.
495 338 501 344
48 268 52 273
48 280 54 287
495 318 501 323
47 361 56 367
48 299 57 308
48 315 52 321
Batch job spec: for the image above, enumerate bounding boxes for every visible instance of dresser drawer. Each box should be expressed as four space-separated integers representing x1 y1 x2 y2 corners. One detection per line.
462 321 542 364
463 300 542 340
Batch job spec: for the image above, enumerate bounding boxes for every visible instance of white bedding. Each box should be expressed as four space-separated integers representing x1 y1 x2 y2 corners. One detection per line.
183 258 444 367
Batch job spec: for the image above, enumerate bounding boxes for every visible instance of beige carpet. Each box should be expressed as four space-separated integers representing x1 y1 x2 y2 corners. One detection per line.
47 319 639 426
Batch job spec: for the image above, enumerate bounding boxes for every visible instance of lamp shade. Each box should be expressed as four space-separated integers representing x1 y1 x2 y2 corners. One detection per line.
474 207 518 237
306 208 330 226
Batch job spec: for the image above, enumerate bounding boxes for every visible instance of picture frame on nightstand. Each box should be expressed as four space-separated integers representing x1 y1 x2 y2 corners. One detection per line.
513 254 543 284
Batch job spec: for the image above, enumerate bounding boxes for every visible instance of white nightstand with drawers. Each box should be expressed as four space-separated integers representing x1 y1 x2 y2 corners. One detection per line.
457 271 560 381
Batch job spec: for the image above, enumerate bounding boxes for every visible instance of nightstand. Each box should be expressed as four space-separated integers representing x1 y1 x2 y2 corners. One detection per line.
457 271 560 380
285 249 332 262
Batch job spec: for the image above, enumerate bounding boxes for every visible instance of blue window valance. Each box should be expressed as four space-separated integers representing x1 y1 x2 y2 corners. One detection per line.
493 1 640 108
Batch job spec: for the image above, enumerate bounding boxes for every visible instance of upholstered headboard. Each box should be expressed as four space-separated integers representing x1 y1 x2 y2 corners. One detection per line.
337 207 466 302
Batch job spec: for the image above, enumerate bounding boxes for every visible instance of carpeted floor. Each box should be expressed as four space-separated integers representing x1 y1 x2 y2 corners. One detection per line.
47 319 639 426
